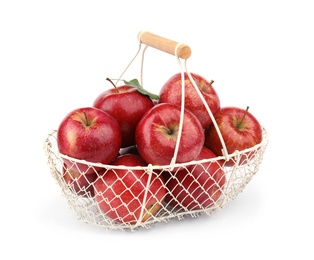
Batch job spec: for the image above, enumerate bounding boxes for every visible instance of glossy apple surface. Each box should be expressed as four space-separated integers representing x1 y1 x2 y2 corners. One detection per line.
135 103 205 166
164 146 226 210
94 154 166 224
205 106 262 166
57 107 122 173
93 85 154 147
159 72 220 128
62 163 97 197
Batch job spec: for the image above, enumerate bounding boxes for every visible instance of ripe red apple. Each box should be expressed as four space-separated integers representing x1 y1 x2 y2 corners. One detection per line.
57 107 122 174
164 146 226 210
62 163 97 197
135 103 205 166
205 106 263 166
93 79 154 147
94 154 166 224
159 72 220 128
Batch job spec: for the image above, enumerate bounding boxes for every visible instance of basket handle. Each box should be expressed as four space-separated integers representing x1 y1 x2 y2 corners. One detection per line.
138 31 192 59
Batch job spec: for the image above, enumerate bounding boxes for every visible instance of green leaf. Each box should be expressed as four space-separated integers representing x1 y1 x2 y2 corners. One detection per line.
123 79 159 100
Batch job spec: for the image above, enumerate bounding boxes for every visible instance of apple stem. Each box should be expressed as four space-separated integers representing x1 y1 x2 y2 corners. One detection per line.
237 106 250 128
203 80 214 91
106 77 119 93
153 123 173 135
83 112 91 126
160 125 172 135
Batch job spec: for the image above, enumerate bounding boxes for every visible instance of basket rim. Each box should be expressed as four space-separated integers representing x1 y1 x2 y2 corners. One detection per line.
44 126 268 171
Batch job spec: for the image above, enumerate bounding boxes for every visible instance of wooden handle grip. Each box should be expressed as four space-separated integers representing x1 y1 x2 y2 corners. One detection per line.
138 31 191 59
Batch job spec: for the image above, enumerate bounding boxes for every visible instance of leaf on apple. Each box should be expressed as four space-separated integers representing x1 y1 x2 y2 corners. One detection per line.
123 79 159 100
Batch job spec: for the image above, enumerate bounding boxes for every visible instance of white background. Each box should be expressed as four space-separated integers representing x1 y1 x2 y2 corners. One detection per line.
1 0 313 259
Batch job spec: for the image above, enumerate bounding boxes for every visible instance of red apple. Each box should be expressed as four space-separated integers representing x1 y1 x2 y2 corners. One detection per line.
62 163 97 197
159 72 220 128
94 154 166 224
93 80 154 147
164 146 226 210
135 103 205 166
57 107 122 173
205 106 263 166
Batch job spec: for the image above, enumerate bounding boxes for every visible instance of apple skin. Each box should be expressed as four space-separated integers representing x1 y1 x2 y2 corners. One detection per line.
159 72 220 128
94 154 166 224
93 85 154 148
57 107 122 174
204 106 263 166
164 146 226 210
62 164 97 197
135 103 205 166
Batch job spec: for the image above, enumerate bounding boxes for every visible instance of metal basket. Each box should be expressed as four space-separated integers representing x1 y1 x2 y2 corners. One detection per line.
43 31 268 231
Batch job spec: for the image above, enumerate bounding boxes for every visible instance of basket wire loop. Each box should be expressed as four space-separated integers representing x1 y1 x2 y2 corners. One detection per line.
169 49 186 170
136 163 154 227
140 45 149 88
184 63 230 162
221 150 241 205
116 37 231 166
114 40 143 86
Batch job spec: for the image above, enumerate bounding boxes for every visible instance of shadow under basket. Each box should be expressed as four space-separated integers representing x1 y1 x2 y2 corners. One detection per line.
43 126 268 231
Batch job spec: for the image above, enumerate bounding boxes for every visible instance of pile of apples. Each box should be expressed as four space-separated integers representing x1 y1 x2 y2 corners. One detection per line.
56 72 263 225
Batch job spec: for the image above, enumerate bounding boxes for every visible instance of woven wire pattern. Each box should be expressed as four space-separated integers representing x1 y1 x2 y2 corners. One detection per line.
44 127 268 231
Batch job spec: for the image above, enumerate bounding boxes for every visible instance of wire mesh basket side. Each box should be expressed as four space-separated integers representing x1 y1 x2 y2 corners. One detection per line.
44 127 268 231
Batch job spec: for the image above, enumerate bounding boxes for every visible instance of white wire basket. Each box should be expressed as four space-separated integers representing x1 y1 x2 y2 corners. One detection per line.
44 32 269 231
